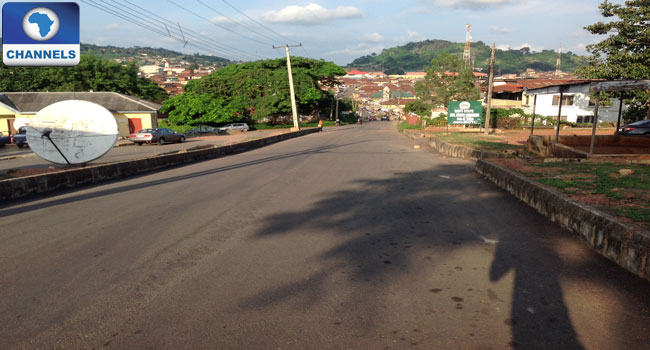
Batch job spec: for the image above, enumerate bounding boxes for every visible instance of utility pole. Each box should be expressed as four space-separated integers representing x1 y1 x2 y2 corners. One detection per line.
484 43 496 135
463 24 472 66
273 44 302 131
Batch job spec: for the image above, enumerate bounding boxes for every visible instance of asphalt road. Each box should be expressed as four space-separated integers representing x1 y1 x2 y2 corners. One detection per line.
0 129 285 173
1 122 649 349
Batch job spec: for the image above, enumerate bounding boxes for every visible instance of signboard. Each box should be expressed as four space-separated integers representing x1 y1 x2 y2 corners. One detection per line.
2 2 80 66
448 101 483 125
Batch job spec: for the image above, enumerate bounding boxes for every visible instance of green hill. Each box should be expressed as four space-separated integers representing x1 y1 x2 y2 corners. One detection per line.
347 39 587 75
80 43 232 67
0 39 233 67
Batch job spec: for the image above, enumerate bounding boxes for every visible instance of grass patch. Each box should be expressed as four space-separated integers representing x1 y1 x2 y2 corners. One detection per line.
398 122 423 132
437 133 523 152
600 206 650 229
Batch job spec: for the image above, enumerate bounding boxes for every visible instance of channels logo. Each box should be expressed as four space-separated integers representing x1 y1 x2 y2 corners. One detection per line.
2 2 80 66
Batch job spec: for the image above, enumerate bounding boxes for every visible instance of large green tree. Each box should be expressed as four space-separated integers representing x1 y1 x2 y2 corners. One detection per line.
0 55 168 102
163 57 346 125
415 53 480 109
577 0 650 120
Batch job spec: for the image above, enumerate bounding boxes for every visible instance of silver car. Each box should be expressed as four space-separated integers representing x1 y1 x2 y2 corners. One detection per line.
128 128 186 145
219 123 249 132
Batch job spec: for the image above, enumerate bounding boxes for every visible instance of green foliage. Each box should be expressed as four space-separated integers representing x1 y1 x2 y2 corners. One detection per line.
397 121 422 132
577 0 650 120
80 43 230 67
179 57 346 123
404 100 432 116
0 55 168 102
160 92 241 126
429 115 447 127
416 53 480 108
348 39 587 74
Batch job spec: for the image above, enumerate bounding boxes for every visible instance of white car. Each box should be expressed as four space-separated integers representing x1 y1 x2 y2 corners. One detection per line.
219 123 249 132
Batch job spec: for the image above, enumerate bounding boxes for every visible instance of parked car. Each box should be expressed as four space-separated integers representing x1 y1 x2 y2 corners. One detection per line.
617 119 650 136
381 115 390 121
128 128 185 145
219 123 249 132
368 115 378 121
12 126 28 148
0 132 10 147
187 125 222 134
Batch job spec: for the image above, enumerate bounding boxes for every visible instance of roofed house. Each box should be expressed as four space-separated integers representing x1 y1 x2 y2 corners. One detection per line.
0 92 162 137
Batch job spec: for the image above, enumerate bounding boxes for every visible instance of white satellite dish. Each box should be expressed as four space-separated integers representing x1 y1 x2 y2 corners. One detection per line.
26 100 118 165
13 117 30 130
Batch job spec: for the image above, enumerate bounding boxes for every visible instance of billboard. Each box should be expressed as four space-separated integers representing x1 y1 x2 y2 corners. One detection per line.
448 101 483 125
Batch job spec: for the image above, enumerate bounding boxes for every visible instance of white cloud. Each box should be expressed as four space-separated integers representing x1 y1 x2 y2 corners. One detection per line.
262 3 364 25
104 23 119 31
433 0 515 8
403 7 429 16
211 16 230 25
363 33 384 42
326 43 385 56
497 43 544 52
489 26 512 33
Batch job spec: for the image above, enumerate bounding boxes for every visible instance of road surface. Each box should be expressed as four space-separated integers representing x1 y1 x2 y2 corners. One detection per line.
1 122 649 349
0 129 285 173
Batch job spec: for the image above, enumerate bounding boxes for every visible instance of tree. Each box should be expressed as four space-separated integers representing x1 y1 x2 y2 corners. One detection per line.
172 57 346 124
415 53 480 108
404 100 433 116
577 0 650 120
0 55 168 102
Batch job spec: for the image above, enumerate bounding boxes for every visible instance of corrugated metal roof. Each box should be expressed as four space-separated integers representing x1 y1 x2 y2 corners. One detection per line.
0 92 162 113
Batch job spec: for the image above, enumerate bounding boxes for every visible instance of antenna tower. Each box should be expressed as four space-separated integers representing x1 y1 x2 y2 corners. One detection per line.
463 24 472 66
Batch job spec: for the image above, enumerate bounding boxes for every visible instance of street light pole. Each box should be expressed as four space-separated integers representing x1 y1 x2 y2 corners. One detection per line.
273 44 303 131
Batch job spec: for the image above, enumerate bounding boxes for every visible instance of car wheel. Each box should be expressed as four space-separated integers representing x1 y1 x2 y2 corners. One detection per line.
179 136 185 143
159 138 165 145
17 143 24 148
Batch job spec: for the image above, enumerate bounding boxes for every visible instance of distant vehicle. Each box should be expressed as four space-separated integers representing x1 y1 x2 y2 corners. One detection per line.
0 132 10 147
617 120 650 136
128 128 185 145
12 127 28 148
219 123 249 132
381 116 390 121
187 125 222 134
368 115 378 121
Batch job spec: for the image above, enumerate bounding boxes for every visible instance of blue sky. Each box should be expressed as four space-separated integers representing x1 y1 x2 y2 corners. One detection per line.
2 0 614 65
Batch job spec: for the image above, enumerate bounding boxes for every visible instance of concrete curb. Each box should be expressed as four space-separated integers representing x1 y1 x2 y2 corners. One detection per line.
402 129 650 281
476 160 650 281
403 130 505 160
1 128 320 202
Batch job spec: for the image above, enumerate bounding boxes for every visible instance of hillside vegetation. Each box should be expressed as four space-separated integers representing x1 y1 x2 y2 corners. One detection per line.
80 43 232 67
348 39 587 74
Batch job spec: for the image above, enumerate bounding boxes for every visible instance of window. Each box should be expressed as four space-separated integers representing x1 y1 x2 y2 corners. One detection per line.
576 116 594 123
552 95 575 106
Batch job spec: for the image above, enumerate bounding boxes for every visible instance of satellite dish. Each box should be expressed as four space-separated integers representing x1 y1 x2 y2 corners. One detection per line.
13 117 30 130
26 100 118 165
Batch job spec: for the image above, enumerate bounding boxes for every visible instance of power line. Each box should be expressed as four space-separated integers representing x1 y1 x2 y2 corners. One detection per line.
101 0 262 61
166 0 272 47
220 0 300 45
194 0 282 45
80 0 250 61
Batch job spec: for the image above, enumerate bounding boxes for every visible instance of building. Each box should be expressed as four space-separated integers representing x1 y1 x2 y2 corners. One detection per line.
0 92 161 137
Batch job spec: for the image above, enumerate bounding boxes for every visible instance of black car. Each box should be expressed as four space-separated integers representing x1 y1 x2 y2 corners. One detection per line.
381 115 390 121
617 119 650 136
12 126 28 148
0 132 10 147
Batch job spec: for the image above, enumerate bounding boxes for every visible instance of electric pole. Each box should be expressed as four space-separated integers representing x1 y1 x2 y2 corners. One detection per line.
273 44 303 131
484 43 496 135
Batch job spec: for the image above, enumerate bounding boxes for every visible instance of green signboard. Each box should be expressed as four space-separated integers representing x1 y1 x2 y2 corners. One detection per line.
448 101 483 125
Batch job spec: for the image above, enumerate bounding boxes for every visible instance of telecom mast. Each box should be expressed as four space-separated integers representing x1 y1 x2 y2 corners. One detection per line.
463 24 472 66
555 47 562 75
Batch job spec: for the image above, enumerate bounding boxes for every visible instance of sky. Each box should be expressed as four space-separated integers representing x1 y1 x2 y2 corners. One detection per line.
2 0 615 65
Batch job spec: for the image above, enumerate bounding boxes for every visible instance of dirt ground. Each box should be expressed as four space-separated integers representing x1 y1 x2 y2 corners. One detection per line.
424 127 618 145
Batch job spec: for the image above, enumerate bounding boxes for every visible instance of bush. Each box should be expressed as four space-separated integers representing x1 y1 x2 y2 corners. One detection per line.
429 115 447 126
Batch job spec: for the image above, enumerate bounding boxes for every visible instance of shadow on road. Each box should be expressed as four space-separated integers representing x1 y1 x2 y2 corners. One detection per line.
244 166 650 348
0 141 366 217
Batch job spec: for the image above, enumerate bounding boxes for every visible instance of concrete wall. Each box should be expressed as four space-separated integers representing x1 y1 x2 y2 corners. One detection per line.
0 128 320 201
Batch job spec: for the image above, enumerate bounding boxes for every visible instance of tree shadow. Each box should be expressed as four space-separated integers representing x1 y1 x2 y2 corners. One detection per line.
243 165 650 347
